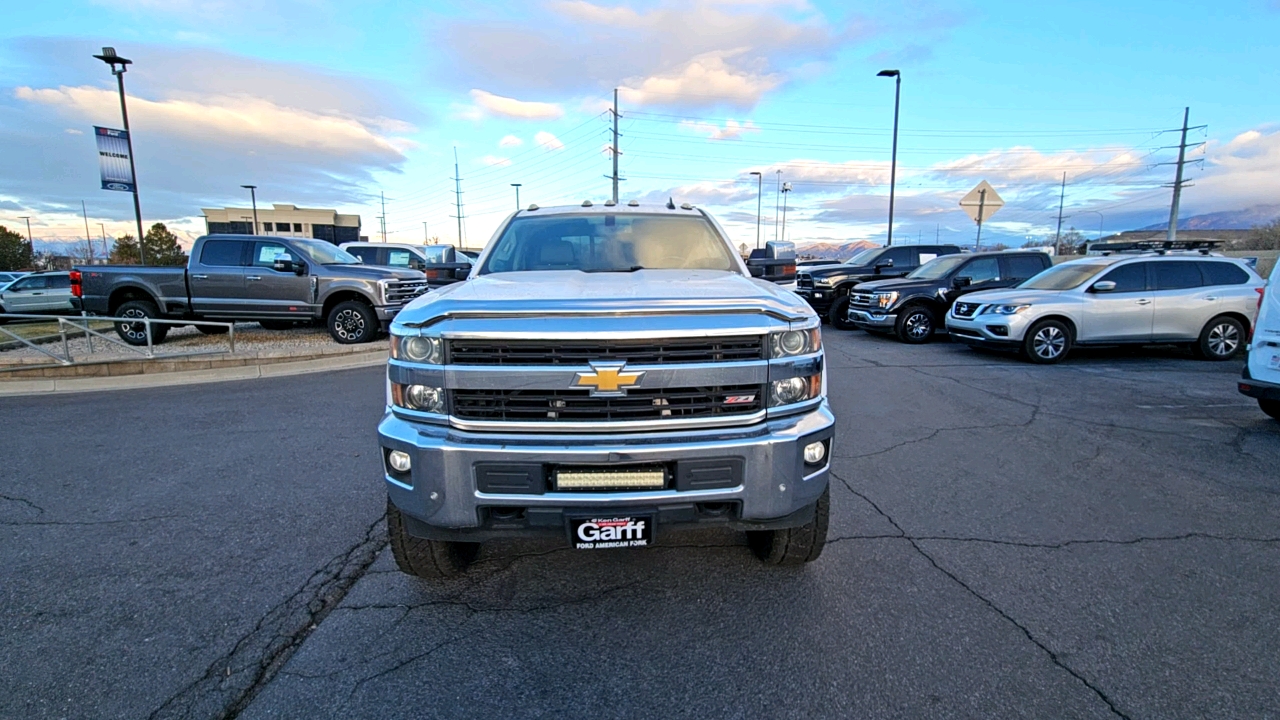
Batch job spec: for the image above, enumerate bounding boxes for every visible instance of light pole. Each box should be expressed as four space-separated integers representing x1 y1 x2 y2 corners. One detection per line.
774 169 782 242
877 69 901 247
99 223 109 258
780 182 792 243
19 216 33 255
511 183 522 210
749 171 763 249
240 185 259 234
92 47 146 264
1084 210 1104 241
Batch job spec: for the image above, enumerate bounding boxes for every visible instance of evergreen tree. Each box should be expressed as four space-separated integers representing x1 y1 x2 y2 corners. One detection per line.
0 224 34 271
109 234 141 264
143 223 188 266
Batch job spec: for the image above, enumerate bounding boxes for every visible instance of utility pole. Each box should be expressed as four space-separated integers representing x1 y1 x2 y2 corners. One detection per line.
99 223 109 258
379 191 387 243
452 147 466 250
774 170 782 242
81 200 94 262
19 216 33 257
1166 107 1202 243
610 89 621 204
423 222 429 243
1053 172 1066 255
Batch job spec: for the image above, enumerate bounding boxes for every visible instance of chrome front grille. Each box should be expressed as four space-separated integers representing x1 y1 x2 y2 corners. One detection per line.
953 302 981 318
450 384 765 422
448 336 765 366
796 274 813 289
384 280 429 305
849 293 874 309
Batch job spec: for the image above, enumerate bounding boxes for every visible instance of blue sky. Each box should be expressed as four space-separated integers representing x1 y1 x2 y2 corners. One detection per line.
2 0 1278 254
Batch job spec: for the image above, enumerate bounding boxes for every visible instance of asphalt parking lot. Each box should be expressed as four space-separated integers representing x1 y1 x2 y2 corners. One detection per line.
3 329 1278 719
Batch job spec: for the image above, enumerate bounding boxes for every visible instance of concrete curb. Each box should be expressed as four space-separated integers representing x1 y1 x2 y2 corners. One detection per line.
0 349 387 397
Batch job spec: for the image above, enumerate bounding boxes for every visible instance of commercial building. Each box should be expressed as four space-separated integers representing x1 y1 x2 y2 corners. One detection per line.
202 204 363 244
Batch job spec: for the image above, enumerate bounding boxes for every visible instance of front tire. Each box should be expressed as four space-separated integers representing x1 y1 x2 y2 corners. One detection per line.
1193 315 1244 361
326 300 378 344
1021 319 1071 364
829 296 855 330
895 305 935 344
387 499 480 579
114 300 169 346
748 486 829 566
1260 399 1280 421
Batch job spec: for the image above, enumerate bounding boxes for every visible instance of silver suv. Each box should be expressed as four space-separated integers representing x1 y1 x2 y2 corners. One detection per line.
946 254 1264 363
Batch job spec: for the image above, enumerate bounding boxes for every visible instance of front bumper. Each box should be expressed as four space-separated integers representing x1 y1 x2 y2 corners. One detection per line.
379 402 835 540
848 308 897 330
945 311 1031 349
794 287 835 314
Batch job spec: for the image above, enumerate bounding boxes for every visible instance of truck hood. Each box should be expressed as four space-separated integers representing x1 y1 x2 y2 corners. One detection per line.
395 269 814 326
852 277 935 294
323 264 424 281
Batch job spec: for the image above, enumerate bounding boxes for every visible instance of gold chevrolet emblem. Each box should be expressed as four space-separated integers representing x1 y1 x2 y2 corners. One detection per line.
573 361 645 397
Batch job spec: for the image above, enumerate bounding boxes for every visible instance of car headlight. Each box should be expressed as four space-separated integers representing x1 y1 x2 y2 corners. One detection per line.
874 291 899 309
769 328 822 358
390 334 443 364
990 304 1031 315
391 383 445 413
770 374 821 407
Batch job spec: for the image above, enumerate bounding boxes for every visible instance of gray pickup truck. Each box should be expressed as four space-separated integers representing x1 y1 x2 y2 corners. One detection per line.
379 203 834 578
75 235 429 345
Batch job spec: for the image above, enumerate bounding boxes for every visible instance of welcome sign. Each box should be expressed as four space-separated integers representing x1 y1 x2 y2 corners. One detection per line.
94 126 134 192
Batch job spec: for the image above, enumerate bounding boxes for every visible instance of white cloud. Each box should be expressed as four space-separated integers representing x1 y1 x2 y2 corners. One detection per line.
620 50 782 109
15 85 410 162
641 180 756 206
680 118 759 140
931 146 1149 184
499 134 524 147
535 131 565 151
480 155 512 167
469 89 564 120
742 159 892 187
64 128 83 135
1189 128 1280 213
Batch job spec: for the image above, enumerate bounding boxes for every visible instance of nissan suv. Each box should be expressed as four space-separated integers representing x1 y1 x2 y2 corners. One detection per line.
795 244 962 328
848 250 1052 343
947 254 1264 363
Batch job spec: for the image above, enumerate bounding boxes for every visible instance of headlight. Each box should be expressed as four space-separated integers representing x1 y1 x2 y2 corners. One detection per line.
769 328 822 358
874 291 899 309
990 304 1031 315
814 278 833 287
770 374 821 407
391 383 445 413
390 334 443 364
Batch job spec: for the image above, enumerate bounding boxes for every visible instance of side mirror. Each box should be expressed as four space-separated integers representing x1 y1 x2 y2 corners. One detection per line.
952 276 972 289
273 254 294 273
876 258 894 268
1091 280 1117 293
748 265 765 278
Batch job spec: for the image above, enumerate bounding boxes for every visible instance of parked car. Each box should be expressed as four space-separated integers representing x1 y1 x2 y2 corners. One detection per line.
1238 258 1279 420
75 235 429 345
0 271 75 320
946 254 1264 364
847 250 1053 343
0 271 30 287
340 242 472 288
795 244 963 328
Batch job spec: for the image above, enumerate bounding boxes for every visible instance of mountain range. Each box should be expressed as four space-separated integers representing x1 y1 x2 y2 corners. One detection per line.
1140 205 1280 231
794 240 879 259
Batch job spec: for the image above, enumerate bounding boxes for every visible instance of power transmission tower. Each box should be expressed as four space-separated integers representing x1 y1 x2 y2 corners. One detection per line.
452 147 467 249
379 191 387 243
1053 172 1066 255
1161 107 1206 243
607 90 624 203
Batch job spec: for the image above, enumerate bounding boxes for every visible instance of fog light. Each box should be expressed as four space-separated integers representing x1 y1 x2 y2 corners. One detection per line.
803 441 826 465
388 450 412 473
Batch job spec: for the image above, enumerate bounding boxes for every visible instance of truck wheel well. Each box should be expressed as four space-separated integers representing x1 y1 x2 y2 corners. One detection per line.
322 291 374 318
108 287 157 315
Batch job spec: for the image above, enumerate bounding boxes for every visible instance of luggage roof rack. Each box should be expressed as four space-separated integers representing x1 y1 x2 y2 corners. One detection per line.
1089 239 1223 256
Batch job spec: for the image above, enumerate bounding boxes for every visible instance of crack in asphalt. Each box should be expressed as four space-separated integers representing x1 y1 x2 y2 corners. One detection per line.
0 493 45 515
831 470 1132 720
146 516 387 720
0 514 183 527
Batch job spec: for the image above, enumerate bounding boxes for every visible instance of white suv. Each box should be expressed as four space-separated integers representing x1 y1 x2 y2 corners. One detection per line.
946 254 1264 364
1238 259 1279 421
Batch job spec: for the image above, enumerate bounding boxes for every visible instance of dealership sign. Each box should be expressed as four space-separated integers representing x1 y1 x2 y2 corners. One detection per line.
94 126 135 192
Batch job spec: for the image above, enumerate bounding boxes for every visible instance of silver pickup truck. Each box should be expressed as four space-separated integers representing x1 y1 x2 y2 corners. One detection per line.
378 203 835 577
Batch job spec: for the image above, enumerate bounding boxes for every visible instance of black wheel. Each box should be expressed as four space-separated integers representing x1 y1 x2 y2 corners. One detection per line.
1193 316 1244 361
114 300 169 346
1021 319 1071 364
1259 399 1280 421
387 499 479 579
895 305 935 344
197 324 228 335
748 486 829 566
829 296 855 330
326 300 378 344
258 320 296 331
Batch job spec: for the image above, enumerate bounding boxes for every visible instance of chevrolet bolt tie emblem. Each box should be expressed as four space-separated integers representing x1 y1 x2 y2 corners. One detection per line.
573 361 645 397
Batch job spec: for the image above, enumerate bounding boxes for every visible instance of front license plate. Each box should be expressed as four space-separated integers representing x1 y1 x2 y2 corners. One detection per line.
569 515 654 550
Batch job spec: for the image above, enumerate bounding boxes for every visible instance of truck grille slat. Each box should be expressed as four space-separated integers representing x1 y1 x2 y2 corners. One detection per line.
449 337 765 366
849 293 874 309
451 384 764 422
384 280 430 305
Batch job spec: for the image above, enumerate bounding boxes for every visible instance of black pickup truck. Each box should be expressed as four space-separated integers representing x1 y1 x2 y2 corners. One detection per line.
75 235 428 345
795 244 963 328
846 250 1053 342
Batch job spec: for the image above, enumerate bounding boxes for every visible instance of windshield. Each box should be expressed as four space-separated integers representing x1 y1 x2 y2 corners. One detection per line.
844 248 881 265
292 239 361 265
907 255 967 280
479 214 737 274
1017 261 1111 290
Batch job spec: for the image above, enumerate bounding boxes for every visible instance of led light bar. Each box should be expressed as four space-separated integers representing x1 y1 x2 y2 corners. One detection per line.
555 469 666 490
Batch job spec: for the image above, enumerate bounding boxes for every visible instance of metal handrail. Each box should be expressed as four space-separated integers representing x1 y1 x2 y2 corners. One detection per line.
0 313 236 370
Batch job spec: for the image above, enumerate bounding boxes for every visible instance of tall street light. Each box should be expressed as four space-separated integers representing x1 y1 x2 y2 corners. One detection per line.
511 183 522 210
240 185 259 234
877 69 901 247
1084 210 1105 241
780 182 793 243
99 223 109 258
749 171 763 249
93 47 146 264
19 216 33 254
